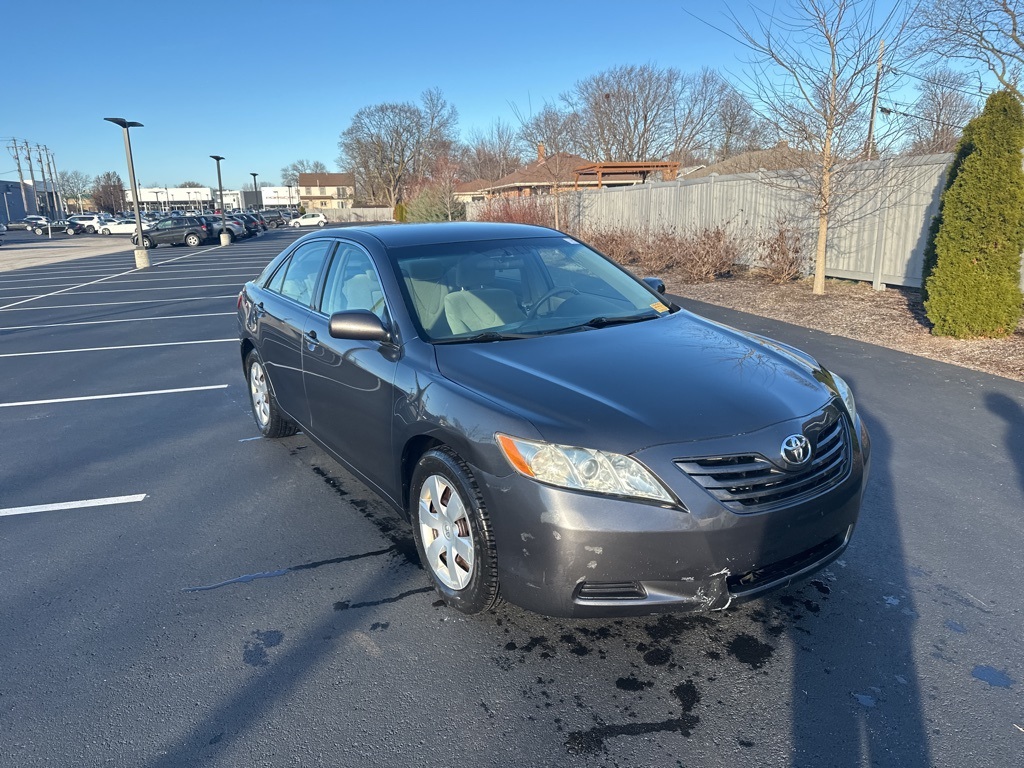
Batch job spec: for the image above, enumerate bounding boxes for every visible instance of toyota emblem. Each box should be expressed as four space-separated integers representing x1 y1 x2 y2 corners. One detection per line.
781 434 812 466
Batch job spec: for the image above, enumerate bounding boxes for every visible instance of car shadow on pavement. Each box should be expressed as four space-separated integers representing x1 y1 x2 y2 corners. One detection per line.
786 407 932 765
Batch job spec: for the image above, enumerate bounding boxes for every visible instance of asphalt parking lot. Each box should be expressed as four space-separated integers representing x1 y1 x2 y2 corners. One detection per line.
1 229 1021 767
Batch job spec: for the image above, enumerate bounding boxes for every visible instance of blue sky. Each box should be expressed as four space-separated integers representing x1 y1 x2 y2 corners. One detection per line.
2 0 971 190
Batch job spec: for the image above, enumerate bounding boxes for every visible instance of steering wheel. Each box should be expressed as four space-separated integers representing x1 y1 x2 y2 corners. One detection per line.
525 287 580 320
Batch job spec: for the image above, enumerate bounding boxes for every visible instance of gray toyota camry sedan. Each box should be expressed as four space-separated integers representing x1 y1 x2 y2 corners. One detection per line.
237 222 869 618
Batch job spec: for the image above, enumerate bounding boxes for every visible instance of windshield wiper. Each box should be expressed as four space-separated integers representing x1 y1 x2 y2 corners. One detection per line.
552 313 660 333
434 330 537 344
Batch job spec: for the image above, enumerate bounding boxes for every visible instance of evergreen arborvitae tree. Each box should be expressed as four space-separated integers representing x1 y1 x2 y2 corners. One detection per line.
924 90 1024 338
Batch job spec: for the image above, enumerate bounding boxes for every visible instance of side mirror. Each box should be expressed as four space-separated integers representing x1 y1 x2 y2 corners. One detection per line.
643 277 666 295
328 310 391 342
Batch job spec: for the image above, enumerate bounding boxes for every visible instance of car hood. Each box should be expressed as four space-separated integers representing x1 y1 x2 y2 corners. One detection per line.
433 310 835 453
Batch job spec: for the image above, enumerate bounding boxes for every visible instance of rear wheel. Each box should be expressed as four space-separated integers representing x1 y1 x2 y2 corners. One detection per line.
410 447 501 614
141 236 154 249
245 350 299 438
66 228 76 236
100 227 111 235
86 225 96 234
292 221 301 228
185 233 201 247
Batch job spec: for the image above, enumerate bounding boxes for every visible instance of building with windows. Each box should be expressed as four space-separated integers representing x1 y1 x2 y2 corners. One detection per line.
126 187 214 213
297 173 355 210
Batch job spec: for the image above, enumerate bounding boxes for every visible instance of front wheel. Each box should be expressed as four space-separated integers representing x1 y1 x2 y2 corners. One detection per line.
86 226 96 234
34 227 43 235
100 227 111 235
66 228 76 236
245 350 299 438
185 233 201 247
141 236 154 249
292 222 301 228
317 220 326 227
410 447 500 614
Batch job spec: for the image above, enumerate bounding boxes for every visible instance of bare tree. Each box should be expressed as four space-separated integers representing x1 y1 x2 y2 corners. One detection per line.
904 67 982 153
407 156 466 222
90 171 125 213
711 87 776 161
732 0 910 294
179 180 203 188
513 102 580 158
338 89 459 208
668 68 732 163
56 170 92 213
460 120 523 181
915 0 1024 99
280 159 329 187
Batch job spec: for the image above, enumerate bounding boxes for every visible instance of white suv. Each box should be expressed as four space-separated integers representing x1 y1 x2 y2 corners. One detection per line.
68 214 114 234
289 212 328 228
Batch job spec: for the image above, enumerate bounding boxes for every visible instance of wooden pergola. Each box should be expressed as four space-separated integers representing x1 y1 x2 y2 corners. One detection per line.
573 161 681 189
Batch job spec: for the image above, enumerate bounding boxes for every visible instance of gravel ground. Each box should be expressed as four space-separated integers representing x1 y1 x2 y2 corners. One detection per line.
669 273 1024 383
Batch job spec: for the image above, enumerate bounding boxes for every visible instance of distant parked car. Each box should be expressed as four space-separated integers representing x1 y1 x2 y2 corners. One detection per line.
259 210 287 228
289 212 327 228
23 215 49 228
233 214 262 237
208 215 246 240
99 219 151 235
31 220 87 236
132 216 212 248
68 214 114 234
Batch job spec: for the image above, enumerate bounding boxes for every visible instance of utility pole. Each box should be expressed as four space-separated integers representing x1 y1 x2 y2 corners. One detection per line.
865 39 885 162
35 145 52 217
23 140 39 214
9 139 29 213
46 148 64 216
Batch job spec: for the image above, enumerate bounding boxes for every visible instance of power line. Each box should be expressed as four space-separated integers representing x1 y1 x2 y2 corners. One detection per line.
888 68 990 98
879 104 967 130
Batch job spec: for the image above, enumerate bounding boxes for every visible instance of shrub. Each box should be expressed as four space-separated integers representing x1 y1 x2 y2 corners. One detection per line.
753 221 807 284
924 90 1024 338
583 226 740 283
394 202 407 222
474 196 554 228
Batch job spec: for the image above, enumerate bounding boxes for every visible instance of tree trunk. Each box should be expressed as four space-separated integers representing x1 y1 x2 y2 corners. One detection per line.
813 210 828 294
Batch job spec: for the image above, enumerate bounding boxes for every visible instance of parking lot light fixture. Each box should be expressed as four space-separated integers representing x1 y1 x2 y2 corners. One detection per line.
104 117 149 269
250 172 260 210
211 155 231 246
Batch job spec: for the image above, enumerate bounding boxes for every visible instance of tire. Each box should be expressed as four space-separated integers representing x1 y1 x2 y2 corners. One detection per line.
185 233 201 247
410 447 501 614
100 228 111 235
292 222 300 228
86 226 96 234
34 227 43 235
317 220 326 227
66 228 76 236
245 350 299 438
141 236 154 249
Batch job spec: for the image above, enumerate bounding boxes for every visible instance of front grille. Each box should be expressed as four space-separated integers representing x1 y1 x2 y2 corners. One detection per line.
675 409 851 513
575 581 647 601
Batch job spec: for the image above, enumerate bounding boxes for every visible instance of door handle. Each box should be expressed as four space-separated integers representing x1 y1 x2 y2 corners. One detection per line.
306 329 317 341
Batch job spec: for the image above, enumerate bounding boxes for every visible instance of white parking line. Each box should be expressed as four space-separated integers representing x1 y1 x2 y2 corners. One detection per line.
0 339 235 358
0 296 237 312
0 385 229 408
0 243 227 311
0 494 147 517
0 312 235 331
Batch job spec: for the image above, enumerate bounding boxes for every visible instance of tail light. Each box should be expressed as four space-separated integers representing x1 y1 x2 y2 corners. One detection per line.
237 291 245 310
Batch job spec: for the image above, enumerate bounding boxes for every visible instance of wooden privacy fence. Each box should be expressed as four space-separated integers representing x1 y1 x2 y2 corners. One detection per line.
470 153 1024 291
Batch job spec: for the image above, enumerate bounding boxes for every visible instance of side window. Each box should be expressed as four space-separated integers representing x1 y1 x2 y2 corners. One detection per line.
279 240 333 306
319 245 387 321
264 258 289 293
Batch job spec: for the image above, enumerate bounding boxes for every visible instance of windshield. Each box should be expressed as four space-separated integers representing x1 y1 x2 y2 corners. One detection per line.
391 236 672 342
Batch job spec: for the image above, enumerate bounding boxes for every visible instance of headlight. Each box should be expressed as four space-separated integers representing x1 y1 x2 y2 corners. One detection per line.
496 434 673 503
831 373 857 422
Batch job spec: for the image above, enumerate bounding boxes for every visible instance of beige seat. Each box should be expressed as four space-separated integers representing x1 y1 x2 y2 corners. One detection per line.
403 261 451 335
443 257 527 334
343 272 384 315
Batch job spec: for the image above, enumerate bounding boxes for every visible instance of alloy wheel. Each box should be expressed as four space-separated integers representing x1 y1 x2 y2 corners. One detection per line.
249 360 270 428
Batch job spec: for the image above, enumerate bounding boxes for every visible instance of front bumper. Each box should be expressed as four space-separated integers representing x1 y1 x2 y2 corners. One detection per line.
477 409 870 618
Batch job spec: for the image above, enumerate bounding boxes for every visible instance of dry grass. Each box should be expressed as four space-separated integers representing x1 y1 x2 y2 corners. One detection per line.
668 272 1024 383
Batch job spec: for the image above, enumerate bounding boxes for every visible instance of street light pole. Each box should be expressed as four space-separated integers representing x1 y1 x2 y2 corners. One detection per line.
104 117 149 269
250 172 260 210
211 155 231 246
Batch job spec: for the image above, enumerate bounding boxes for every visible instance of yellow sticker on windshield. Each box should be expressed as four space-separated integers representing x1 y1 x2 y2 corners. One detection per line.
651 302 669 313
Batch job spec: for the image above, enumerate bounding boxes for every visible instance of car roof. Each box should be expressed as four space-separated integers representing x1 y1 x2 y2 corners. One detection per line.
339 221 561 249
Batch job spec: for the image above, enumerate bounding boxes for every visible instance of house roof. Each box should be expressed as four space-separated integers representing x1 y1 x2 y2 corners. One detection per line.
685 142 817 179
454 178 492 194
297 172 356 187
483 152 593 192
